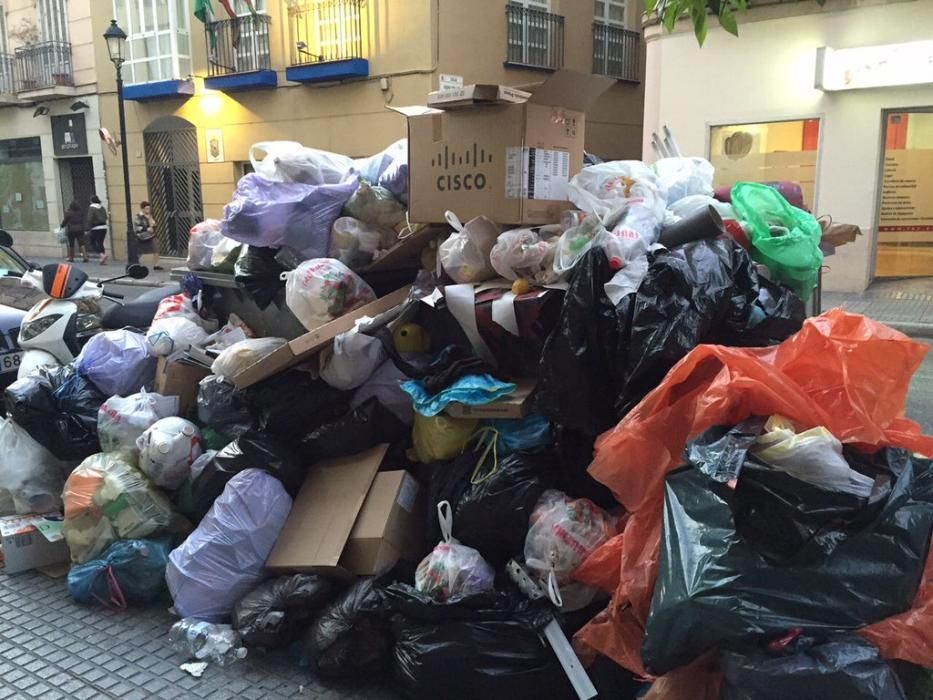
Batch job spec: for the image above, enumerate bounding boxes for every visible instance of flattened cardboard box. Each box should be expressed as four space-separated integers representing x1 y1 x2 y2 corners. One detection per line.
394 70 614 226
427 84 531 109
266 445 424 578
232 286 411 389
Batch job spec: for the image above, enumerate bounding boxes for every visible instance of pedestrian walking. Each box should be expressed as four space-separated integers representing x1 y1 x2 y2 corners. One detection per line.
61 200 88 263
134 201 163 270
86 195 109 265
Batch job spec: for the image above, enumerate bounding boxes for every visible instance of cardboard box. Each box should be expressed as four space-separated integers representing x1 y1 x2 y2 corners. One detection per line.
394 70 614 226
266 444 424 577
427 83 531 109
154 357 211 415
0 514 69 574
232 286 411 389
445 378 536 419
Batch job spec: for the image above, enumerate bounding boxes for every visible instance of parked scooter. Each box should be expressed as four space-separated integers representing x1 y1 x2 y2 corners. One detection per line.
17 262 177 379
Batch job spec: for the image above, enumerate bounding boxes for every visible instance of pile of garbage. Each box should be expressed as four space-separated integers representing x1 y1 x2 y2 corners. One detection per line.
2 97 931 699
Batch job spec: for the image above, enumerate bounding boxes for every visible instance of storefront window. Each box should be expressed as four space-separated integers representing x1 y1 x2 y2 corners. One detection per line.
0 138 48 232
709 118 820 209
875 110 933 278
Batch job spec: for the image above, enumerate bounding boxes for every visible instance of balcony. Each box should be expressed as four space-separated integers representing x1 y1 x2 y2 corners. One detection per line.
505 4 564 71
0 54 18 105
286 0 369 84
592 24 640 83
204 13 277 92
14 41 75 99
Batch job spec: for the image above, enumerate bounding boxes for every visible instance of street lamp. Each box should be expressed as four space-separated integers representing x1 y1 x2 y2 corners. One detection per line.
103 19 139 266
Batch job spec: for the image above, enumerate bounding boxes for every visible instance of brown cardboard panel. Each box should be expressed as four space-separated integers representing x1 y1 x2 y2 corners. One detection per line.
265 444 389 573
232 287 411 389
445 378 536 419
154 357 211 415
526 70 616 111
363 224 442 274
427 84 531 108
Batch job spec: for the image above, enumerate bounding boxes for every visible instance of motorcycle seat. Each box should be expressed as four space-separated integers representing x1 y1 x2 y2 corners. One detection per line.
102 284 181 330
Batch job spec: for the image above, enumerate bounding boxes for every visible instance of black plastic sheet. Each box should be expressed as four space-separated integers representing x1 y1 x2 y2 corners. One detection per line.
304 577 391 679
234 245 286 310
642 439 933 675
196 376 253 442
299 397 407 461
383 583 575 700
233 574 334 650
720 635 906 700
190 430 306 522
245 370 349 439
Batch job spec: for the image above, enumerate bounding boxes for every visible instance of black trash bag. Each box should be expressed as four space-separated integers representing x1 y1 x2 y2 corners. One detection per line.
196 375 253 441
190 430 306 522
234 245 286 310
537 241 805 436
233 574 335 650
452 449 558 569
642 438 933 675
383 583 576 700
304 577 391 679
552 426 617 509
6 371 59 443
720 635 906 700
299 397 407 461
245 370 350 439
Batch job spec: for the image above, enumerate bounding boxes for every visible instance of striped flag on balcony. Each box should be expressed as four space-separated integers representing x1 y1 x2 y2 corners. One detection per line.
194 0 218 50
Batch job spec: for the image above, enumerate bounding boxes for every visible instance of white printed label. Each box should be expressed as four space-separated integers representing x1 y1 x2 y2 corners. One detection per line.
504 148 570 200
396 473 420 513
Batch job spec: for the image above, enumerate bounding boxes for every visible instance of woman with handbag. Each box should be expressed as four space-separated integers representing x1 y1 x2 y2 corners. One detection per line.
85 195 109 265
61 201 88 263
134 201 162 270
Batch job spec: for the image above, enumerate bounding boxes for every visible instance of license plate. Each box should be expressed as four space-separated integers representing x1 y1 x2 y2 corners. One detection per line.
0 352 22 372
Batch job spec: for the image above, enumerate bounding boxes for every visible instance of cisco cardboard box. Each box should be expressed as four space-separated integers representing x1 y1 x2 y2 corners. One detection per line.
394 70 614 226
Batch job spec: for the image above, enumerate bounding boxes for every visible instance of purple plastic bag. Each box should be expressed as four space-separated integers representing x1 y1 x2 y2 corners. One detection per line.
74 330 157 397
165 469 292 622
222 173 357 258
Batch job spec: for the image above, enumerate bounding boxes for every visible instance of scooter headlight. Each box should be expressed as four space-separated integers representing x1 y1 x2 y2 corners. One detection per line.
20 314 63 341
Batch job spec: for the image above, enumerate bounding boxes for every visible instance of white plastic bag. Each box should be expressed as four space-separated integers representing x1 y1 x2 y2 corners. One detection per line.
210 236 241 269
282 259 376 331
74 329 157 397
751 415 875 497
567 161 667 240
329 216 397 270
653 157 714 205
0 418 68 515
320 327 386 391
524 489 615 611
187 220 224 271
490 225 562 284
438 211 500 284
249 141 353 185
553 216 608 277
415 502 495 602
137 416 203 490
98 391 179 454
664 194 735 226
146 294 211 356
210 337 287 379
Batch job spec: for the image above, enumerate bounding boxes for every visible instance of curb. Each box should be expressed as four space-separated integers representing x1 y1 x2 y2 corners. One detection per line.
886 321 933 340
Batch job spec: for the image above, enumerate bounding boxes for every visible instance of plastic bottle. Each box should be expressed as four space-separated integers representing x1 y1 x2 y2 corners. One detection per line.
168 619 248 666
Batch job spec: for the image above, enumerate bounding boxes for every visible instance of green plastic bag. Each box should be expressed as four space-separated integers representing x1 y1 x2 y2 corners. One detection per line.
731 182 822 300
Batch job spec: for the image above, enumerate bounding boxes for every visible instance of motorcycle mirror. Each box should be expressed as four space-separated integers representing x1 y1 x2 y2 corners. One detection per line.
42 263 89 299
126 264 149 280
0 230 12 248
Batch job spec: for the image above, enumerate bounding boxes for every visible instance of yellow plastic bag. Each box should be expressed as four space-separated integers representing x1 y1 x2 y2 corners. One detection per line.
410 414 478 463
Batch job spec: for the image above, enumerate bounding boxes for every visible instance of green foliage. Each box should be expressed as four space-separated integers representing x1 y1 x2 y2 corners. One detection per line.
647 0 824 45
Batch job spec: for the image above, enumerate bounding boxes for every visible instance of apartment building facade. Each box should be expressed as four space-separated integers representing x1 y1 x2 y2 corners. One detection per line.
90 0 645 261
0 0 106 257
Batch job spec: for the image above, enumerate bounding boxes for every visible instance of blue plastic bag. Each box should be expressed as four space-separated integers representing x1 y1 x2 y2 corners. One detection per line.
222 173 357 258
74 329 157 397
401 375 517 417
67 538 171 607
483 414 551 455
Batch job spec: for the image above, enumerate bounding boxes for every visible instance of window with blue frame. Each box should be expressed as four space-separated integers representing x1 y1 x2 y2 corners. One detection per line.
113 0 192 85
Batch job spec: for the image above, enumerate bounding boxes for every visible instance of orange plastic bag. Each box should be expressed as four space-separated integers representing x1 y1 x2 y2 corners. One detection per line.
575 309 933 677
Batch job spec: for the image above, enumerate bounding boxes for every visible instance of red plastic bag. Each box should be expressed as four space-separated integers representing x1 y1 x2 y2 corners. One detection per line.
575 309 933 677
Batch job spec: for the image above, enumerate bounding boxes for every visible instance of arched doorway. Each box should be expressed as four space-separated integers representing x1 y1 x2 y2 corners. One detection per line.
143 116 203 257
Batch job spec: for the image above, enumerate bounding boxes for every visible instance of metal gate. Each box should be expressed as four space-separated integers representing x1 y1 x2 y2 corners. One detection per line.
143 117 203 257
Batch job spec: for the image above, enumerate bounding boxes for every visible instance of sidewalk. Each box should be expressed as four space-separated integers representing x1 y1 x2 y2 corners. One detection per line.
821 278 933 338
30 257 181 288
